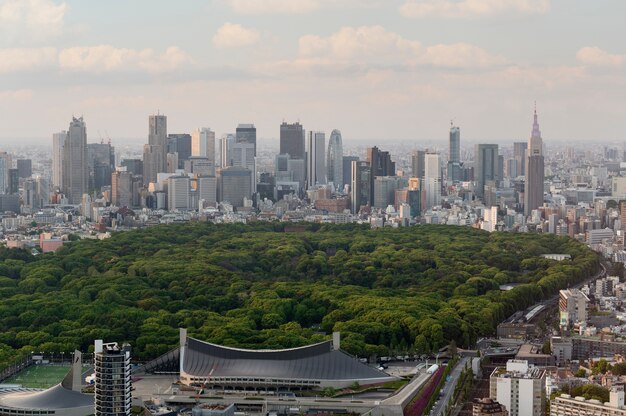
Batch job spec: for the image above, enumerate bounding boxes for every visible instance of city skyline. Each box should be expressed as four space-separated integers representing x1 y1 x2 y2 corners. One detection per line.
1 0 625 143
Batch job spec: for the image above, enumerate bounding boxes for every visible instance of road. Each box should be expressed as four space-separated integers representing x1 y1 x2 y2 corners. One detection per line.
430 357 470 416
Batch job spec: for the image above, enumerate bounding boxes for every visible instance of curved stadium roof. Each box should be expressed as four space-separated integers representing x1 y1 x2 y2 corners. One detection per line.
183 337 393 383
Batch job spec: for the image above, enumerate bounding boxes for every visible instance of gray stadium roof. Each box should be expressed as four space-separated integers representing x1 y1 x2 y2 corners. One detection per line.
183 337 392 381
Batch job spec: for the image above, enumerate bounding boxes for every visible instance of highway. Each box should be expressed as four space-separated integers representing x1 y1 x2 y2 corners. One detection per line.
430 357 470 416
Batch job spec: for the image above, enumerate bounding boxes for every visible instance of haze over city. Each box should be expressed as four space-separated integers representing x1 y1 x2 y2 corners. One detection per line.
1 0 625 143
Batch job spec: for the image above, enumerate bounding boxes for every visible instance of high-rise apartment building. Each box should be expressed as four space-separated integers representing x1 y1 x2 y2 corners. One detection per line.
236 124 257 156
448 124 461 182
307 131 326 187
94 340 132 416
62 117 88 204
423 153 441 211
191 128 216 163
475 144 499 202
52 131 66 189
489 360 545 416
524 107 545 216
280 122 305 159
327 129 343 189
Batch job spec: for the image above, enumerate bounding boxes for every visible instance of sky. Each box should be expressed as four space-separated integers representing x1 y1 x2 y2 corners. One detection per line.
1 0 625 144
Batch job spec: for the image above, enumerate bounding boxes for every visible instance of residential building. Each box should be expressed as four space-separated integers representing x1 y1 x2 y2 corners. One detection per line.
473 398 508 416
94 340 132 416
551 386 626 416
489 360 545 416
448 124 462 182
559 289 589 329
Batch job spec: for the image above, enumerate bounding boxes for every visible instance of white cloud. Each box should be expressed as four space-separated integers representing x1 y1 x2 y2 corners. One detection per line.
0 47 57 73
399 0 550 19
0 89 34 102
0 0 67 43
58 45 192 73
226 0 319 14
213 23 260 49
576 47 626 68
258 26 505 75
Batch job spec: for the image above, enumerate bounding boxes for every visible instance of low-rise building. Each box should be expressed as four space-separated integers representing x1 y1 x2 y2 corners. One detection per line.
551 386 626 416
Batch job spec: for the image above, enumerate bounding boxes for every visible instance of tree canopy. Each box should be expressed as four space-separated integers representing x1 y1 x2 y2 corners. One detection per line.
0 223 598 367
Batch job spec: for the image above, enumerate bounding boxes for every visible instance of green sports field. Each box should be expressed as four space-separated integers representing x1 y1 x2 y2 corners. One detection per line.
3 365 71 388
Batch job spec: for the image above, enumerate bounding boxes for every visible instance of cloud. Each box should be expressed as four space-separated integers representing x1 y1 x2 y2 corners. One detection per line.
0 47 57 73
58 45 192 73
399 0 550 19
225 0 319 14
257 26 505 75
576 47 626 67
0 89 34 102
0 0 67 43
213 23 260 49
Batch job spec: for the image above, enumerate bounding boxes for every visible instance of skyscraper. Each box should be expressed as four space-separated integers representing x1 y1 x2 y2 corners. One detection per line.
513 142 527 177
367 146 395 206
307 131 326 187
16 159 32 178
219 134 235 167
447 124 461 182
524 106 545 216
423 153 441 210
280 122 305 159
143 114 167 185
168 175 191 211
342 156 359 190
94 340 132 416
230 141 255 191
351 160 371 214
474 144 499 201
167 133 192 168
0 152 11 195
87 142 115 190
218 166 252 208
62 117 88 204
52 131 66 189
326 129 343 189
411 150 425 179
191 127 216 163
112 170 133 207
236 124 257 156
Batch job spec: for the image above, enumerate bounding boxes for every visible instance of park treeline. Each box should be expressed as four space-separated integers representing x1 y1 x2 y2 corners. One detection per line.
0 223 598 366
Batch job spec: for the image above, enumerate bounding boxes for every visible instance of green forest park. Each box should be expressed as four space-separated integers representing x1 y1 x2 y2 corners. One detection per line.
0 223 598 368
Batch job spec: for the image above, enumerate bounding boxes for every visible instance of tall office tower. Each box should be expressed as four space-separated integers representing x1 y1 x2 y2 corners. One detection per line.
374 176 400 208
87 142 115 190
191 127 216 163
166 152 178 173
307 131 326 187
111 170 133 207
513 142 527 177
16 159 32 178
474 144 499 201
94 340 131 416
0 152 11 194
167 133 192 168
8 169 18 194
195 175 217 207
230 141 256 191
326 130 343 189
350 160 371 214
62 117 88 204
52 131 66 189
218 166 252 208
524 107 545 216
280 122 305 159
168 175 190 211
423 153 441 210
219 134 235 167
411 150 425 179
236 124 257 156
144 114 167 184
490 360 546 416
342 156 359 190
367 146 395 205
184 157 214 176
447 124 461 182
120 159 143 176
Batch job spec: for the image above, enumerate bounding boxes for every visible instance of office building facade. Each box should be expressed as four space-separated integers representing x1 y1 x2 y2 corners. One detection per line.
326 129 343 189
62 117 88 204
307 131 326 187
524 108 545 216
475 144 499 202
448 125 462 182
280 122 305 160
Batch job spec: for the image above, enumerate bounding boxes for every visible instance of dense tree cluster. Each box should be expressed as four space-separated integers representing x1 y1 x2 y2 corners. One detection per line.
0 223 598 367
